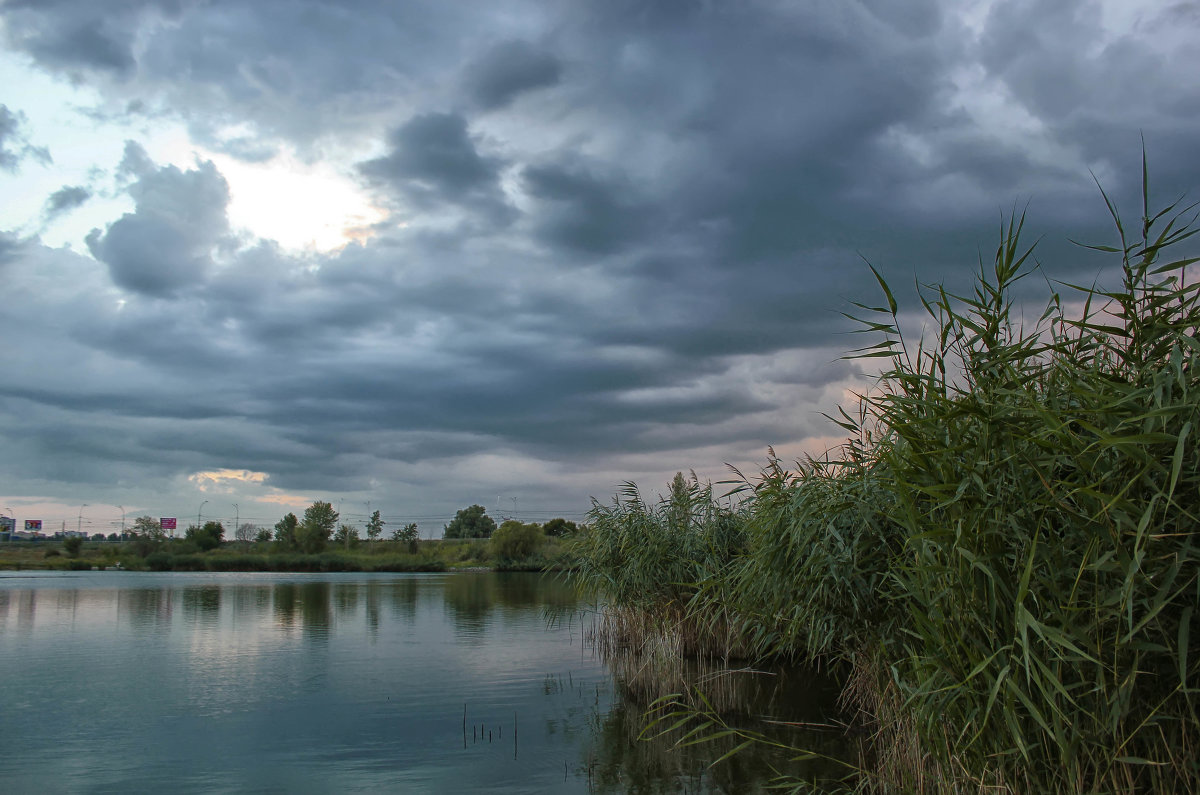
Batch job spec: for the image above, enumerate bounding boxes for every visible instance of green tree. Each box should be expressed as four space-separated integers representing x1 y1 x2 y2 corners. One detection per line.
443 505 496 539
254 528 272 543
490 520 543 560
186 520 224 551
274 512 299 547
333 523 360 549
392 522 419 552
296 501 339 554
542 517 578 537
366 509 385 541
127 515 166 557
63 536 84 557
303 501 339 536
295 522 326 553
130 515 166 540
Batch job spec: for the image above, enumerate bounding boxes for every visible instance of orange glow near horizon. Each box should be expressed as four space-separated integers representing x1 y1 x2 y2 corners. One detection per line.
188 469 269 492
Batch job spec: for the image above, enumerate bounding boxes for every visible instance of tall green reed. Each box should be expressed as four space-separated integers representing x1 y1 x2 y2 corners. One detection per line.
849 170 1200 792
572 471 748 656
576 157 1199 792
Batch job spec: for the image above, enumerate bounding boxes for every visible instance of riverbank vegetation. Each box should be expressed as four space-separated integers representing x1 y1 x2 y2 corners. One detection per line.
0 508 578 573
570 170 1200 792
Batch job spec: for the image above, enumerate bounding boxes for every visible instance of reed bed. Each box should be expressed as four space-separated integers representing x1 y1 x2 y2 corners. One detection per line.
571 164 1200 793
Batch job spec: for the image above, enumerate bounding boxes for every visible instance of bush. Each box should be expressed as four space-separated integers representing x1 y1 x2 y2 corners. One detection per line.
145 551 171 571
184 521 223 552
443 505 496 538
206 554 270 571
542 517 578 537
125 535 160 558
62 536 84 557
366 556 446 572
490 520 545 561
170 554 206 571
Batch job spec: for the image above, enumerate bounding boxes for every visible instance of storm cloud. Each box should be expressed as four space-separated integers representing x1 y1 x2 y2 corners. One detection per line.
465 40 563 110
85 144 231 295
1 0 1197 530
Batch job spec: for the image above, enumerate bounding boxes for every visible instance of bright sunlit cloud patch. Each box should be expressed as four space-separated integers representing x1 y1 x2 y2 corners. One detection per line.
188 469 269 492
207 151 387 252
258 493 313 508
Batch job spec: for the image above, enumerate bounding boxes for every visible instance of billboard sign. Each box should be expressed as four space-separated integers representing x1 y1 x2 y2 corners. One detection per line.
161 517 177 530
0 516 13 532
25 520 42 531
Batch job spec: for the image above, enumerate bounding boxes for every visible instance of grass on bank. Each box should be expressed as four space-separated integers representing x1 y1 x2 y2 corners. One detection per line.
0 535 573 573
569 161 1200 793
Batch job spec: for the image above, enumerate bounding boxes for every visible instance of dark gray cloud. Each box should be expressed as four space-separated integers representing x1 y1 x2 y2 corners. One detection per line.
1 0 1198 522
361 113 500 198
0 230 25 266
85 144 231 295
358 112 515 224
43 185 92 218
465 40 562 110
0 104 51 171
0 0 159 76
522 158 654 256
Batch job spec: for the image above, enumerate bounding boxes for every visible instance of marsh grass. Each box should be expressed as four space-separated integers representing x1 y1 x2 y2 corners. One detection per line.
573 159 1200 792
572 472 749 659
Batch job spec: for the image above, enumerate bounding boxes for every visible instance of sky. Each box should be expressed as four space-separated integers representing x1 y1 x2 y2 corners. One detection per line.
2 0 1199 538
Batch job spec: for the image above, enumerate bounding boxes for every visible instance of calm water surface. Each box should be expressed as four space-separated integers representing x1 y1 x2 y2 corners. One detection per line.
0 571 839 793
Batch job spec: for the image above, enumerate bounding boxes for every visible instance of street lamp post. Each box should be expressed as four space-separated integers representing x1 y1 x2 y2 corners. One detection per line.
117 505 125 541
233 503 239 539
4 506 14 541
197 500 208 537
78 503 88 536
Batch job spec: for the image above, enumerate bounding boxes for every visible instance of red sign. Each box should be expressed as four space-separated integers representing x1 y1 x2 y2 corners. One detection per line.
161 517 177 530
25 520 42 530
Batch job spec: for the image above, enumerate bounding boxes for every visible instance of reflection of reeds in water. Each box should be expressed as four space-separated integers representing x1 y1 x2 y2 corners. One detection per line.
584 604 851 791
590 602 747 658
588 606 762 712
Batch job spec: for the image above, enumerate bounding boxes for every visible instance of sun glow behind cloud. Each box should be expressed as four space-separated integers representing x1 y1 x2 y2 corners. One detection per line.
206 151 387 252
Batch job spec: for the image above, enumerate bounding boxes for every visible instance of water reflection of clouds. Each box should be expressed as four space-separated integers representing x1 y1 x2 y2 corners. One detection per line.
4 572 751 791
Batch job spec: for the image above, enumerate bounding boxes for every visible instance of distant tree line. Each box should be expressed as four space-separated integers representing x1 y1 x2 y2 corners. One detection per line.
105 502 579 560
441 504 578 540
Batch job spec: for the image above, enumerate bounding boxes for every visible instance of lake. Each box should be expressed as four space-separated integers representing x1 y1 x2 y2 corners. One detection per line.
0 571 843 793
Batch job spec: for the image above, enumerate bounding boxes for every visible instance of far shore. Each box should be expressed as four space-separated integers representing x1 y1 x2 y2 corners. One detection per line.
0 537 572 575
